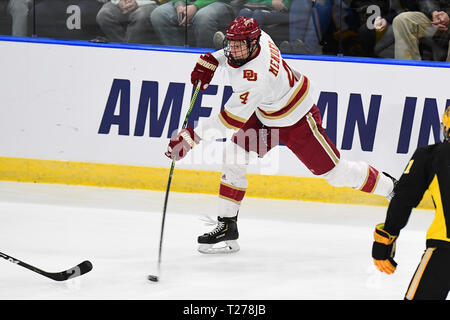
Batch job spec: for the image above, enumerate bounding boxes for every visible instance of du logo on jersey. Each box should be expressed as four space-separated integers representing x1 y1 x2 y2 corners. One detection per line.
243 70 257 81
98 79 449 154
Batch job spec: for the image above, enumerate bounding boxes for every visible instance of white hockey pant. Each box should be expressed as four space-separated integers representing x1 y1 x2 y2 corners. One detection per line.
324 159 393 197
219 142 250 218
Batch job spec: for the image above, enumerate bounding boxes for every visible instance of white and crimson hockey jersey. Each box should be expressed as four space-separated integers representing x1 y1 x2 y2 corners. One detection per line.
196 30 318 141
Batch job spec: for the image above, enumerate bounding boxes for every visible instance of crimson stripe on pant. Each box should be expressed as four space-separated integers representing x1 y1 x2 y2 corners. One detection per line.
360 166 379 193
219 182 246 204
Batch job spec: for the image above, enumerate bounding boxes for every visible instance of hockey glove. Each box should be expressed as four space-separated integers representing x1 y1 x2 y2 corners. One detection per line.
372 223 398 274
165 126 201 160
191 52 218 90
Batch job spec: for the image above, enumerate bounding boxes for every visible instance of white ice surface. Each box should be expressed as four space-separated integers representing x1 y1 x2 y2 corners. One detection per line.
0 181 438 300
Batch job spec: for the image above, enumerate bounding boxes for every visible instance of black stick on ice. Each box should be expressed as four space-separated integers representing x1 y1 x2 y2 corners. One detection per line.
0 251 93 281
148 81 202 283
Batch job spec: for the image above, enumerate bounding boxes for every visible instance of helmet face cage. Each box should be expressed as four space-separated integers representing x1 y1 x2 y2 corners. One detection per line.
223 35 260 66
443 106 450 142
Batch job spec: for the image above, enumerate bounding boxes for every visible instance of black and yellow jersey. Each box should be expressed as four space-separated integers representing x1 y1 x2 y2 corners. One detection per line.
384 141 450 248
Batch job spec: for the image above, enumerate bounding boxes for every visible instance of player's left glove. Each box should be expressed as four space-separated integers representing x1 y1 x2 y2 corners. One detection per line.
165 126 201 160
191 52 218 90
372 223 398 274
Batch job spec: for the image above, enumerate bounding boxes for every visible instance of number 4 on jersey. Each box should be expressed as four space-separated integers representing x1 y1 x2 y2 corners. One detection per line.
240 91 249 104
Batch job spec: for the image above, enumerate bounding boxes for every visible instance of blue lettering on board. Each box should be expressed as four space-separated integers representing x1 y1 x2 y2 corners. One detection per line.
98 80 448 155
417 98 442 148
317 91 338 146
134 81 184 138
396 97 417 154
341 93 381 151
98 79 130 136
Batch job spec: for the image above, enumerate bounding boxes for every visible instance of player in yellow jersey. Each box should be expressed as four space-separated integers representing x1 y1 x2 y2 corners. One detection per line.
372 105 450 300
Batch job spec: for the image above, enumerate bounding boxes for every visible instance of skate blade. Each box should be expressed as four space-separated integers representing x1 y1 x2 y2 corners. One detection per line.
198 240 240 254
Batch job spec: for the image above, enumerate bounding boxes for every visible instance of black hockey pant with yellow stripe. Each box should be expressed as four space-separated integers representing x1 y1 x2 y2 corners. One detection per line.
404 247 450 300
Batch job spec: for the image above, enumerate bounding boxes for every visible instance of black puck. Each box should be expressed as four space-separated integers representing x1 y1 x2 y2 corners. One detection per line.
148 275 159 282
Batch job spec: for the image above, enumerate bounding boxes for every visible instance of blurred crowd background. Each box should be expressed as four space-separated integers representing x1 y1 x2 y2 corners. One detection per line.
1 0 449 61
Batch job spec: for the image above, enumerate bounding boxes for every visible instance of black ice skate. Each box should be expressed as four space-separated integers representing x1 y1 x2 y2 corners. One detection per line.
198 216 239 254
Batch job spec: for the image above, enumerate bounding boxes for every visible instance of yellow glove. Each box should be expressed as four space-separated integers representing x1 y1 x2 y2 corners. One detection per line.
372 223 398 274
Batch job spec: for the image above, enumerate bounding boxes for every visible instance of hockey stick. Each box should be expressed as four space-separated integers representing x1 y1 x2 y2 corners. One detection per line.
148 81 202 282
0 251 93 281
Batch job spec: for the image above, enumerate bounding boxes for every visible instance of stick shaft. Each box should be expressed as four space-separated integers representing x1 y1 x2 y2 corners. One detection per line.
156 82 202 273
0 251 44 274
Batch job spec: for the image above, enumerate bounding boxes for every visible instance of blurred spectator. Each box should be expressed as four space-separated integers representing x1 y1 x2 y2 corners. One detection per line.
211 0 291 48
33 0 103 40
150 0 235 48
279 0 359 55
350 0 419 58
237 0 291 29
96 0 157 44
393 0 450 61
1 0 31 36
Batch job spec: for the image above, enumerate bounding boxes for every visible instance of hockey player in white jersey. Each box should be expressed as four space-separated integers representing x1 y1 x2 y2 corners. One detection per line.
165 16 396 254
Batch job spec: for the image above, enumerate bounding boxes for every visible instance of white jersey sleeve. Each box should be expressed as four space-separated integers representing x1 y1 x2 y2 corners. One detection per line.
212 49 228 66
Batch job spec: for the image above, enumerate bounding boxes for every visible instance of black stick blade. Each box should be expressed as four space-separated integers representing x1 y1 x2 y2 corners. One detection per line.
46 260 93 281
1 251 93 282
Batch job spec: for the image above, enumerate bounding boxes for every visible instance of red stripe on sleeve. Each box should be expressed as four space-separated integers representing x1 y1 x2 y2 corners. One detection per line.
219 110 246 129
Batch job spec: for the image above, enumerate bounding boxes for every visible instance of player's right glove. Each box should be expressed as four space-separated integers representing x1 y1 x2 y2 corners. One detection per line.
165 126 201 160
372 223 398 274
191 52 218 90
